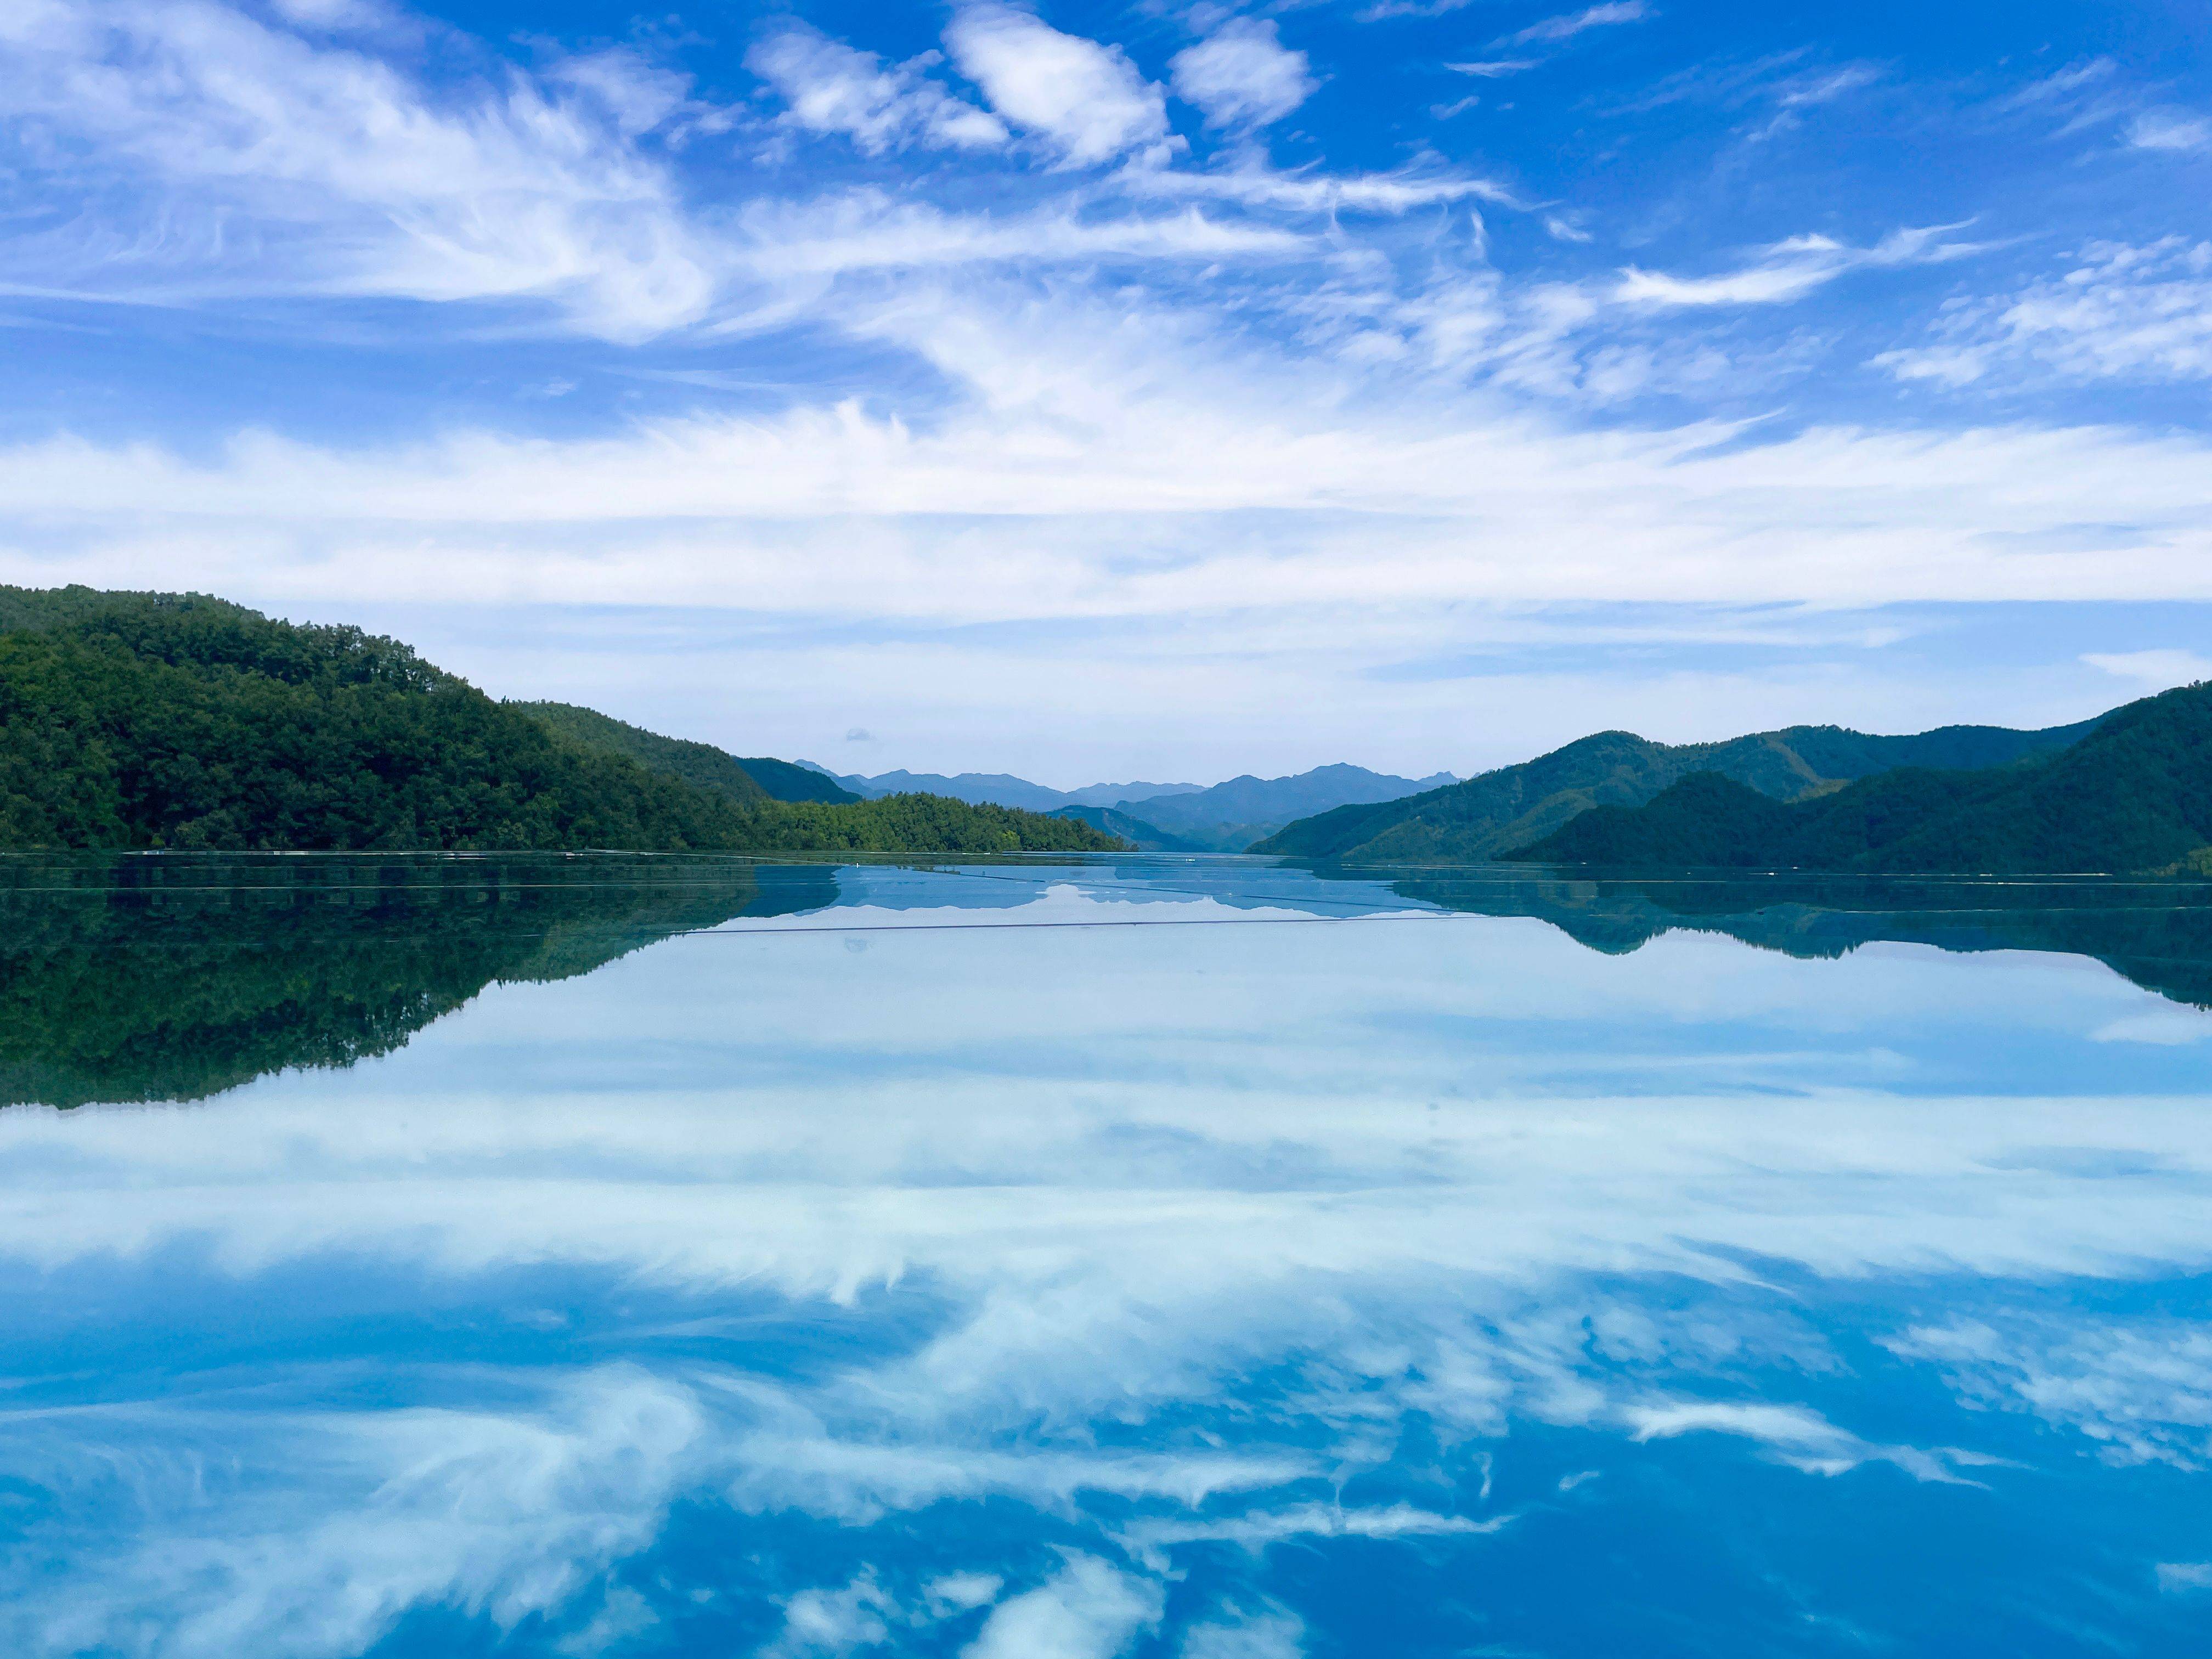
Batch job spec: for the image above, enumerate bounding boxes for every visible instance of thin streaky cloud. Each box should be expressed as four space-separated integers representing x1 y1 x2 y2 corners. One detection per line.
1500 2 1653 49
3 0 2210 770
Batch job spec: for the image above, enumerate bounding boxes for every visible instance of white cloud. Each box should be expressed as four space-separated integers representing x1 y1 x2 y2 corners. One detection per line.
1616 224 1978 309
21 1367 708 1659
1774 63 1879 111
1124 161 1514 215
2090 1010 2212 1046
1746 63 1880 140
2129 109 2211 153
0 0 717 340
748 23 1009 156
1445 59 1538 77
1170 19 1316 131
2082 648 2212 687
1877 239 2212 388
8 297 2212 649
763 1575 894 1656
945 5 1172 167
264 0 403 31
735 193 1307 281
1178 1608 1307 1659
1622 1400 1982 1482
2001 57 2115 112
963 1558 1163 1659
1889 1317 2212 1469
1501 2 1651 48
1127 1502 1510 1559
552 48 692 138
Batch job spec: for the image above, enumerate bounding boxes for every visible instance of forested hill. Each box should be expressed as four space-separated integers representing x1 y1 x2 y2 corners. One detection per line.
1254 716 2102 862
730 755 860 803
1508 681 2212 874
0 586 1116 854
514 701 774 806
512 703 864 805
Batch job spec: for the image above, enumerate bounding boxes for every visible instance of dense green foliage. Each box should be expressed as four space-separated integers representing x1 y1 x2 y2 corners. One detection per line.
514 700 773 806
0 854 828 1108
1508 683 2212 874
732 757 861 803
0 586 1119 854
0 588 759 850
1255 718 2100 861
724 792 1122 853
1054 803 1212 852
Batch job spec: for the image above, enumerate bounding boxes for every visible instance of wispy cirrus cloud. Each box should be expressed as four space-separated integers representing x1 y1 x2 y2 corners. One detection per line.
1876 238 2212 388
1615 223 1979 308
1500 1 1652 48
0 0 720 339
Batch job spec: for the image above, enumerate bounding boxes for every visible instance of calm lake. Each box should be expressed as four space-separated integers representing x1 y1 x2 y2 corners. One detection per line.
4 853 2212 1657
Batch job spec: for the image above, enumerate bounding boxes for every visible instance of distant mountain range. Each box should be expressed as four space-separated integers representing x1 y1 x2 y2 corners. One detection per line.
1254 719 2101 862
1510 681 2212 875
14 585 2202 875
806 762 1459 851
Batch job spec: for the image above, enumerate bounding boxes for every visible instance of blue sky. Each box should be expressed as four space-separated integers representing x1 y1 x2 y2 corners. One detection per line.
4 0 2211 780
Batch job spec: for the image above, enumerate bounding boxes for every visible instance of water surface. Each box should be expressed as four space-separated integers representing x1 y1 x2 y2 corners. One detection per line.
4 853 2211 1657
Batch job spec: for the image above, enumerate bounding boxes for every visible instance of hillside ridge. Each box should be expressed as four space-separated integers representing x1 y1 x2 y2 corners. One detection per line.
1255 716 2103 862
0 587 1116 855
1508 682 2212 874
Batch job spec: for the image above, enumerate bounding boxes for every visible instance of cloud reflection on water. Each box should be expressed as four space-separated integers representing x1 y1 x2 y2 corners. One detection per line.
2 863 2210 1655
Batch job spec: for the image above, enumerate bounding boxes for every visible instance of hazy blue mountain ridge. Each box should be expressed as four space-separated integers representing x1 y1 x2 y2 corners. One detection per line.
1114 765 1460 850
809 769 1073 811
1052 804 1215 852
806 768 1212 810
812 762 1460 849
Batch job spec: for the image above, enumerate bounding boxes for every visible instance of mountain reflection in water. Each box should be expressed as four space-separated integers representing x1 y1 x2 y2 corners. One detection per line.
7 856 2212 1111
0 854 836 1108
1330 867 2212 1011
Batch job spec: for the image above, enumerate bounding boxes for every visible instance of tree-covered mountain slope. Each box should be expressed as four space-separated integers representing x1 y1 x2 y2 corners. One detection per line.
0 587 1117 854
516 704 862 804
514 701 774 806
1507 682 2212 874
734 756 861 803
1254 717 2102 862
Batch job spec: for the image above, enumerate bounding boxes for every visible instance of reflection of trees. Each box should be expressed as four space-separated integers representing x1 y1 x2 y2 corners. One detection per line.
1362 870 2212 1010
0 855 836 1108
